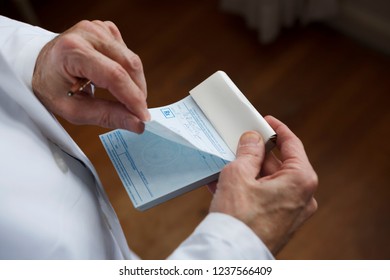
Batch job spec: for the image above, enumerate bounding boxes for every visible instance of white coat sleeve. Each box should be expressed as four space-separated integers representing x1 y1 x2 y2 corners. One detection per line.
0 16 57 90
168 212 275 259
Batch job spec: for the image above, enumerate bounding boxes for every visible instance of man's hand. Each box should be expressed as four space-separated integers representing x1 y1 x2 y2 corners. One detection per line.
32 20 150 132
209 116 318 255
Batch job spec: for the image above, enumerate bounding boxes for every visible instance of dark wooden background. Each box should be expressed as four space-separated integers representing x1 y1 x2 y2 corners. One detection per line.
3 0 390 259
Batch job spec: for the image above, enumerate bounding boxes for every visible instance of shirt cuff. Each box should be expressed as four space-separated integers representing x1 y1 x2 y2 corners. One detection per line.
168 212 275 260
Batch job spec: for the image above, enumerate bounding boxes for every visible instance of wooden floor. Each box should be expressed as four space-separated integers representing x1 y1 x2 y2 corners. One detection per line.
4 0 390 259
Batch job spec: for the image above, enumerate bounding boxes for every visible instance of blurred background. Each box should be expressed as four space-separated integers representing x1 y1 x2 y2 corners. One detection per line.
2 0 390 259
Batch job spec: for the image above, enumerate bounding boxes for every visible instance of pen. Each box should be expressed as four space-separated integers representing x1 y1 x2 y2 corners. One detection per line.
67 79 94 97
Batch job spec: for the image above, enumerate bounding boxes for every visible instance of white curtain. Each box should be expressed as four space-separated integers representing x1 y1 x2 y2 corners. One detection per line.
219 0 339 43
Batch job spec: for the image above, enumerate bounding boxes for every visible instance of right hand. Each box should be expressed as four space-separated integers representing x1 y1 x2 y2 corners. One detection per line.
32 20 150 132
209 116 318 255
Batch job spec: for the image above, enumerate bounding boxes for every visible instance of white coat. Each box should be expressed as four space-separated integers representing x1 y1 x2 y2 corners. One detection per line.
0 16 273 260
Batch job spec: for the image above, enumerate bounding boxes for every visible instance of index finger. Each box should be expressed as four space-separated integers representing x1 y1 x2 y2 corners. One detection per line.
63 20 149 121
264 116 318 196
265 116 311 169
65 46 150 122
89 20 148 96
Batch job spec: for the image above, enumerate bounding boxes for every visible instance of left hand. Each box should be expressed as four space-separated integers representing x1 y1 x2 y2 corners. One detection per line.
209 116 318 255
32 20 150 133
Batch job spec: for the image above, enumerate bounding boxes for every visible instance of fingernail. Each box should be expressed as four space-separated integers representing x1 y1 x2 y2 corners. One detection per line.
134 121 145 134
144 109 151 121
239 131 262 147
124 118 145 134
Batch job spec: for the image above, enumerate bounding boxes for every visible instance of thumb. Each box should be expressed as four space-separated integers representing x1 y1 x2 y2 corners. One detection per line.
235 131 265 178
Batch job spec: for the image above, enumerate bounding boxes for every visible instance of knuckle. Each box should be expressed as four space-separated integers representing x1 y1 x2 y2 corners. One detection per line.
239 147 263 160
76 20 105 37
305 198 318 218
56 33 80 50
303 171 319 192
76 20 95 31
283 168 318 204
129 54 143 71
308 171 319 188
110 64 128 82
104 21 121 36
98 110 114 128
294 170 318 197
91 19 104 25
